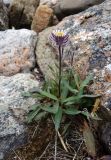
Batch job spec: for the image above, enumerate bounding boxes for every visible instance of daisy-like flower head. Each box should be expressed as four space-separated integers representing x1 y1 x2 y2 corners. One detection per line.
49 29 69 47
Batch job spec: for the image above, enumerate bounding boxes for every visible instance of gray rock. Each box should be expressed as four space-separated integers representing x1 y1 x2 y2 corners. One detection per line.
0 73 39 159
0 0 9 30
0 29 37 76
36 0 111 109
60 0 105 13
9 0 40 28
40 0 57 7
3 0 12 5
54 0 105 20
36 27 58 79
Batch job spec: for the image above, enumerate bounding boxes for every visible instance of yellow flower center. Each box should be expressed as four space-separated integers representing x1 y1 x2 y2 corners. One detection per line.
55 31 64 37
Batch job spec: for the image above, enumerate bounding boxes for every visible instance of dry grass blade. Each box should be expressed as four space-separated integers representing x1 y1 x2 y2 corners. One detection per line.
58 131 68 152
91 98 101 113
73 140 84 160
37 142 50 160
12 149 23 160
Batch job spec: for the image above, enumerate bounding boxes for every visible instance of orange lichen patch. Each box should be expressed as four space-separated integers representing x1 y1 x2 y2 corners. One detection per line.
31 5 53 32
3 64 21 76
104 51 111 57
0 58 8 69
14 57 22 66
23 48 30 60
90 82 104 95
104 67 111 82
105 74 111 82
74 56 90 79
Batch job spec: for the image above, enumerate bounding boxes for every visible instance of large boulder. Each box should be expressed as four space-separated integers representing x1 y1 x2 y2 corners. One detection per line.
0 73 39 159
0 0 9 30
54 0 105 20
0 29 37 76
31 5 53 33
36 0 111 109
9 0 40 28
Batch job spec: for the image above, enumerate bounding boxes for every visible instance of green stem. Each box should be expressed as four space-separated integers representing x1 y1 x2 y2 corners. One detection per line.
58 45 62 103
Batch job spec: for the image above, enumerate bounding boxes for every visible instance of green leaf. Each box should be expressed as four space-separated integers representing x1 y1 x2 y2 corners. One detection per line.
61 79 69 99
29 87 40 93
48 65 57 78
40 103 59 114
54 107 62 131
74 73 80 89
31 93 44 99
62 95 82 105
22 92 32 97
79 74 93 95
22 91 43 99
63 108 81 115
81 94 101 98
81 111 91 118
63 80 78 94
35 111 47 121
62 122 71 135
91 113 102 120
39 90 58 101
27 108 41 123
30 104 39 111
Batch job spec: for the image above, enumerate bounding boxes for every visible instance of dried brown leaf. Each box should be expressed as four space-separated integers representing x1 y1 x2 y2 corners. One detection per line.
83 120 96 157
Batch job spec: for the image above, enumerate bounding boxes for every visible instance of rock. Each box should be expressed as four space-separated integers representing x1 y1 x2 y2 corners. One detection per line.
40 0 57 6
0 73 39 159
36 0 111 108
100 155 111 160
36 27 58 79
31 5 53 32
104 64 111 83
54 0 105 20
60 0 105 14
3 0 12 7
0 0 9 30
9 0 40 29
0 29 37 76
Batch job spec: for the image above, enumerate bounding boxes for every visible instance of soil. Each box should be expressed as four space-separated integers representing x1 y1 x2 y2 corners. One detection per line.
6 116 105 160
6 117 88 160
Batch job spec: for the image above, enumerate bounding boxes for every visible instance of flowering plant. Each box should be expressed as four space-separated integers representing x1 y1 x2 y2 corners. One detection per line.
22 29 102 159
23 29 100 132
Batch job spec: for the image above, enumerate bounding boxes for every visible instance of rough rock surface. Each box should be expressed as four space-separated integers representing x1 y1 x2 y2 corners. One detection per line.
54 0 105 20
40 0 57 7
36 27 58 79
0 0 9 30
9 0 40 28
36 0 111 109
0 29 37 76
0 73 39 159
31 5 53 33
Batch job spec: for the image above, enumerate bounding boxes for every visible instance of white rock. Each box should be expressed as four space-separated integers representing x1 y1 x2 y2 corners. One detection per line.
0 73 39 158
0 29 37 76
